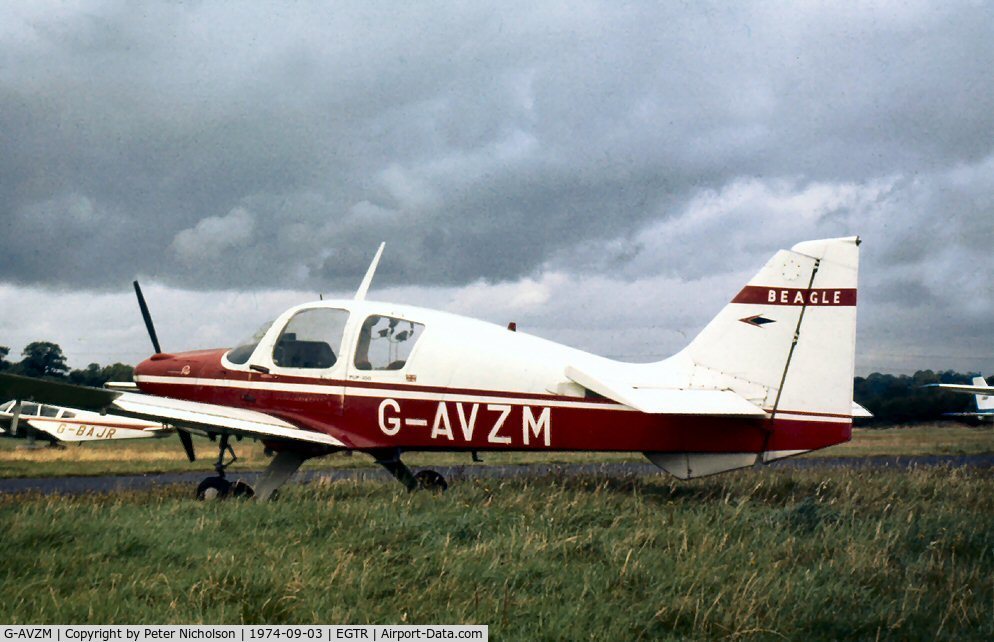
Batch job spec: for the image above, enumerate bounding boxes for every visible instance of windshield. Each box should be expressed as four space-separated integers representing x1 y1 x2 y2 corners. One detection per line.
226 320 275 365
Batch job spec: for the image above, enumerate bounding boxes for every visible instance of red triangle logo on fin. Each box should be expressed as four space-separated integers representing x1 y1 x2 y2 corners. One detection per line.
740 315 776 327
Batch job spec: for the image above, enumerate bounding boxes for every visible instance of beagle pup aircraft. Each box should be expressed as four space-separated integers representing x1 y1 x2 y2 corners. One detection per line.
0 236 863 500
0 399 173 445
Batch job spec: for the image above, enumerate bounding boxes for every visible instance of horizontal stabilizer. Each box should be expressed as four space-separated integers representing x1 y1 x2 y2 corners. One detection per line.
852 402 873 418
565 366 766 416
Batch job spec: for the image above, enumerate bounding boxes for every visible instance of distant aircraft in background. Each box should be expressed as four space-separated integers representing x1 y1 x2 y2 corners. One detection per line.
0 399 173 446
924 376 994 423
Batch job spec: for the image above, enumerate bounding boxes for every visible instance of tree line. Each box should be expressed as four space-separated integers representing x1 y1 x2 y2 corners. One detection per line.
853 370 986 425
0 341 134 388
0 341 988 425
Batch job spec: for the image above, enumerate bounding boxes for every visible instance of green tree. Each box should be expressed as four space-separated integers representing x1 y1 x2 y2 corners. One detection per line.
18 342 69 379
0 346 9 371
69 362 134 387
100 363 135 384
68 363 103 386
853 369 979 425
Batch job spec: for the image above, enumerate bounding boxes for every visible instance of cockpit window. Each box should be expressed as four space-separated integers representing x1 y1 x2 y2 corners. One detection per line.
19 403 39 416
226 320 275 365
0 401 13 412
354 315 424 371
40 405 60 418
272 308 350 369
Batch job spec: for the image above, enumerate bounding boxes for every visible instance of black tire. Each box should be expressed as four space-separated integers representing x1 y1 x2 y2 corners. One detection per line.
414 469 448 493
230 480 255 499
196 476 232 500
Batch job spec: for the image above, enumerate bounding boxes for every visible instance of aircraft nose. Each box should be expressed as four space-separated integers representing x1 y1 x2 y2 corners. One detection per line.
134 348 227 382
137 351 219 384
134 357 153 378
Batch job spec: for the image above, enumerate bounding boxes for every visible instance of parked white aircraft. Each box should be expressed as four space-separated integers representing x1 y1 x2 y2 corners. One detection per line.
0 399 173 444
0 236 864 499
924 376 994 422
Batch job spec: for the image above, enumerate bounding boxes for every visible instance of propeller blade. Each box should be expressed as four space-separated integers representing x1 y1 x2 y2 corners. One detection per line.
133 280 162 354
178 430 196 462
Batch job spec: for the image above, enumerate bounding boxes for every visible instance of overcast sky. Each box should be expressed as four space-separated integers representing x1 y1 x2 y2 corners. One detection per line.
1 1 993 374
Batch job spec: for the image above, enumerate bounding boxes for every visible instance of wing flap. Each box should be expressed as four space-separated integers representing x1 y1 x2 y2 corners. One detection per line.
565 366 767 416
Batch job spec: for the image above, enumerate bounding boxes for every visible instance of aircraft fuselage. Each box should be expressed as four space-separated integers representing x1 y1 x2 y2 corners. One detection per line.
133 299 851 458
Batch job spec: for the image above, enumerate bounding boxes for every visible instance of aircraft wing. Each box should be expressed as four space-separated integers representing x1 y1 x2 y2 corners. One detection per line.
565 366 767 416
1 373 122 409
0 373 345 448
111 393 345 447
923 383 994 396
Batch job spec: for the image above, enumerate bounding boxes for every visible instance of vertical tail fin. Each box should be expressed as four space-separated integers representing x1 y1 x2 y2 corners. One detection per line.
680 236 860 418
973 376 994 411
643 236 861 476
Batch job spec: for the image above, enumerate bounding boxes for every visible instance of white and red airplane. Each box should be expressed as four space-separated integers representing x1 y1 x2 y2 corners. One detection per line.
0 399 173 444
0 236 865 500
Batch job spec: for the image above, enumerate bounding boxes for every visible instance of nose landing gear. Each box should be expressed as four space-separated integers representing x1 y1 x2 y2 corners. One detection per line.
194 434 310 501
195 433 255 500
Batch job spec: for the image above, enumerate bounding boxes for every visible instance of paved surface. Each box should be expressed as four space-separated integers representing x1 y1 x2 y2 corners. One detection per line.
1 454 992 496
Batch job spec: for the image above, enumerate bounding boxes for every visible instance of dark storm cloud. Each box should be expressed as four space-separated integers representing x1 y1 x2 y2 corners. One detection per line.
1 1 993 316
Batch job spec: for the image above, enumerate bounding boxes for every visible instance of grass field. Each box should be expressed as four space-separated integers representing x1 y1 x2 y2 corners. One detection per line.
1 466 992 639
821 423 994 457
2 422 993 479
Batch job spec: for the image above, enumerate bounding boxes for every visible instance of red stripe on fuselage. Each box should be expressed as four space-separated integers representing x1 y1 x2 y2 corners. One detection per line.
732 286 857 306
137 378 851 455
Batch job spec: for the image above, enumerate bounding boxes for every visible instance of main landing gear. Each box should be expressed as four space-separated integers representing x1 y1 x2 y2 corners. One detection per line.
374 450 448 493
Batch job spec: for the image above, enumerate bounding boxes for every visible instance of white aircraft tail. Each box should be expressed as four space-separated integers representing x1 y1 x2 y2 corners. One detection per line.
680 236 860 418
646 237 861 478
973 376 994 411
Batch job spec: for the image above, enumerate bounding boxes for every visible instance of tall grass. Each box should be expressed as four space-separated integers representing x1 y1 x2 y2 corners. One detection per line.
1 467 992 640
